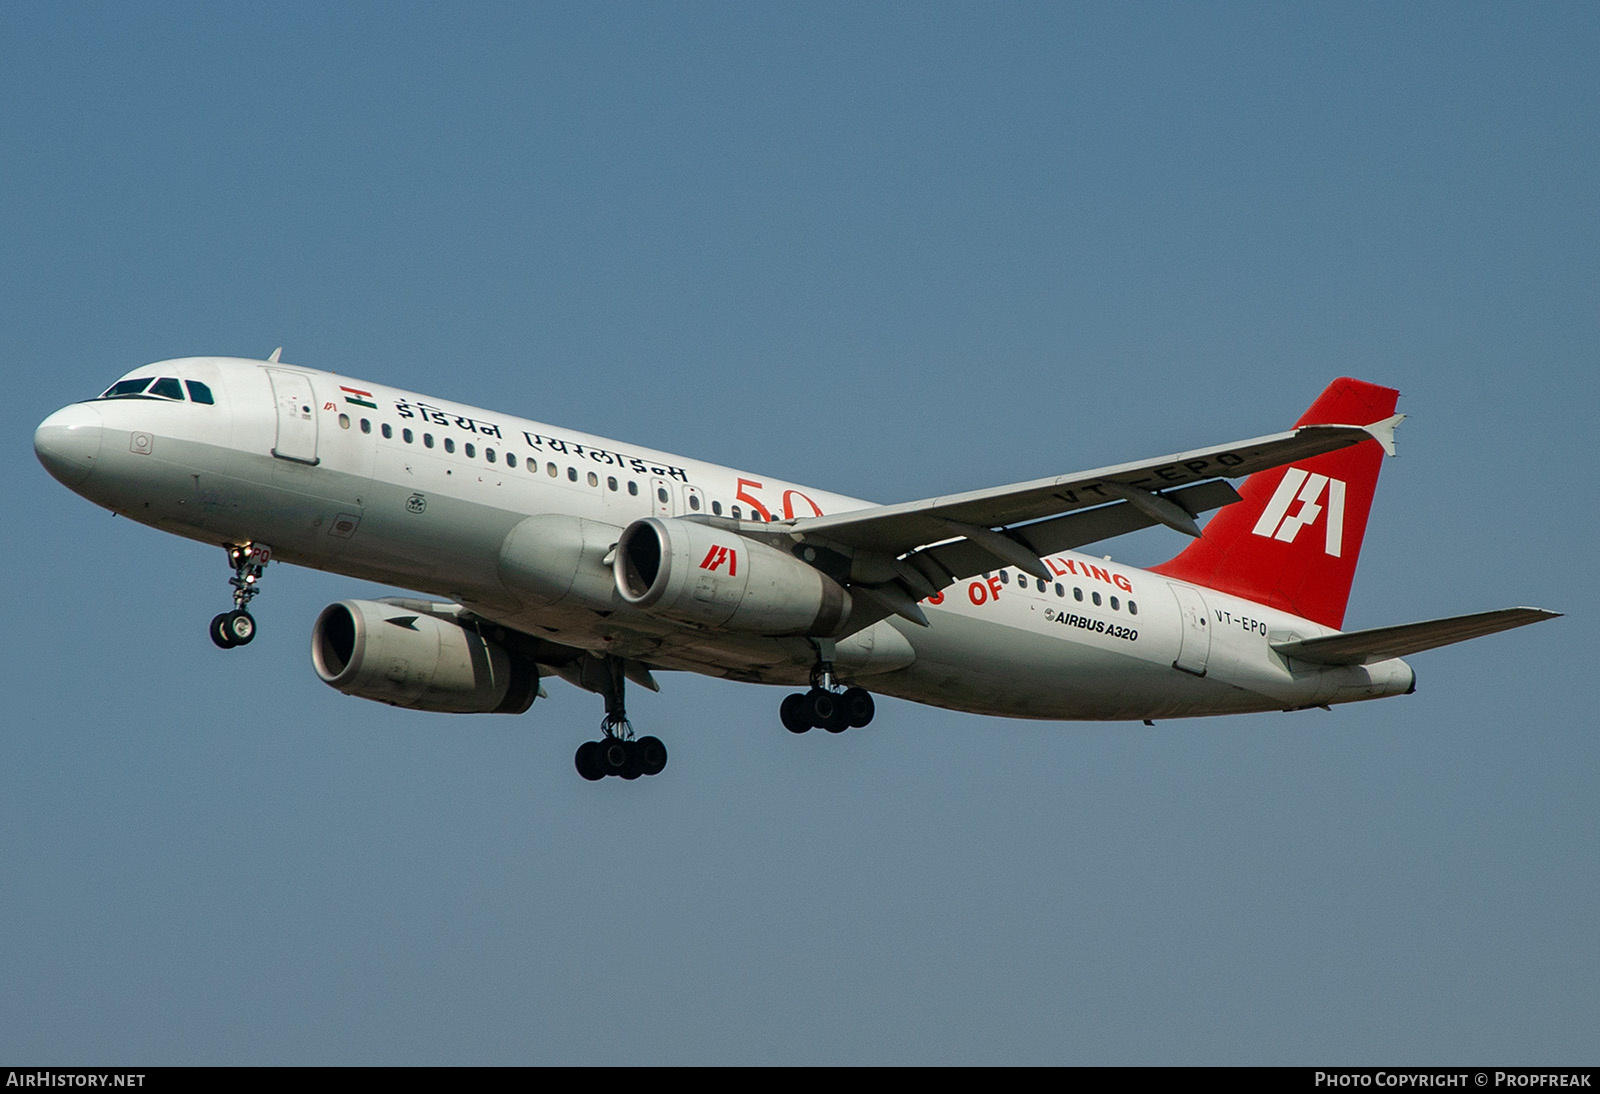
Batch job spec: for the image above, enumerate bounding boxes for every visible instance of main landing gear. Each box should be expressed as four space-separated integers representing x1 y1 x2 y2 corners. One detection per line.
574 655 668 782
780 640 876 734
210 543 271 649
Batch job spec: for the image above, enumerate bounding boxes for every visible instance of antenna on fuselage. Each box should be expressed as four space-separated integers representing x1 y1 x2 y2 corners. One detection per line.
267 347 283 363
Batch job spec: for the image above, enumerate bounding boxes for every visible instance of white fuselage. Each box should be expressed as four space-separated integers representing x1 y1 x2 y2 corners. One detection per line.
34 357 1415 721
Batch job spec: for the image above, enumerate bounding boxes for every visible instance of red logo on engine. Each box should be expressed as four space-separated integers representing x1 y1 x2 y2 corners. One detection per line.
699 545 738 575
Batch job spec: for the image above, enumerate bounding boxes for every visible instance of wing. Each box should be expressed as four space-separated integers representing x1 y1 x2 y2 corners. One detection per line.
1270 607 1561 666
377 596 664 694
728 417 1401 628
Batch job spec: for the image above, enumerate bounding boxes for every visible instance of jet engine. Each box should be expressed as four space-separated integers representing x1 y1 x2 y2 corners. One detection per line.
614 517 851 636
497 513 622 611
311 599 538 714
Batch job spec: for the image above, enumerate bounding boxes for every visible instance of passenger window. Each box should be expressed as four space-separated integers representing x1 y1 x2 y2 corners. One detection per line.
507 453 517 468
657 487 669 504
689 495 701 511
402 428 413 444
465 443 476 459
607 476 618 491
628 481 638 496
548 463 557 477
1129 601 1138 616
587 471 598 487
1055 584 1064 598
185 380 215 405
567 467 578 482
486 448 497 463
444 437 456 454
360 418 371 434
423 433 434 448
148 377 184 400
1036 578 1046 592
381 423 393 439
1092 591 1102 606
339 413 350 430
1110 596 1120 611
1074 587 1083 602
732 506 741 519
712 500 723 516
999 571 1009 584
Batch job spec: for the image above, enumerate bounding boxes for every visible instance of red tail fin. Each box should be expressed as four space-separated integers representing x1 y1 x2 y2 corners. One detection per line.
1149 378 1399 629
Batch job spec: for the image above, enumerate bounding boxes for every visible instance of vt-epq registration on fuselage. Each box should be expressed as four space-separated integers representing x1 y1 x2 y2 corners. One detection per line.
34 354 1557 780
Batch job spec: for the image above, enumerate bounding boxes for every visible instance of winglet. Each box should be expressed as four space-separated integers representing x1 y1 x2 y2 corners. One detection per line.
1364 413 1404 457
267 347 283 363
1298 412 1404 459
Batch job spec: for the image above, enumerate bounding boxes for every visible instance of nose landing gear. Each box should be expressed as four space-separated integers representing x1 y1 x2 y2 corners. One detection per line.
210 543 271 649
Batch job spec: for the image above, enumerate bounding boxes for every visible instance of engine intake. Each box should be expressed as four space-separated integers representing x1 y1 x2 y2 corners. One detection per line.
614 518 851 636
311 599 538 714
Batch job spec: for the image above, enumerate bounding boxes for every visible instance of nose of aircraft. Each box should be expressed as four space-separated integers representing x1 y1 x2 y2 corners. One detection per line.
34 403 104 488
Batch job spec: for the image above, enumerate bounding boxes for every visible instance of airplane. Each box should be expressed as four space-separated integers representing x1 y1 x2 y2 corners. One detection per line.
34 353 1558 781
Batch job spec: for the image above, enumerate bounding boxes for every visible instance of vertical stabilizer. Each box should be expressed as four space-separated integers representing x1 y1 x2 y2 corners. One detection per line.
1150 378 1400 629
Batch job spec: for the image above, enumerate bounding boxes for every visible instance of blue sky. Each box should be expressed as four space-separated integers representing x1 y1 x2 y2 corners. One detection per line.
2 3 1594 1064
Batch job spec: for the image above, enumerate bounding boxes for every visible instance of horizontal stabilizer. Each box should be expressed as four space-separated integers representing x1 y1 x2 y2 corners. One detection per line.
1271 607 1561 666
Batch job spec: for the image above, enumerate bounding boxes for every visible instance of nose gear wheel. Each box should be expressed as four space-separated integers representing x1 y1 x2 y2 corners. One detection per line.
210 610 257 648
210 543 271 649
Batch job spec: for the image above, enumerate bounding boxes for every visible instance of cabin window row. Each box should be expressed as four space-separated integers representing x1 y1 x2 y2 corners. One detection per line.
990 570 1138 615
353 416 779 521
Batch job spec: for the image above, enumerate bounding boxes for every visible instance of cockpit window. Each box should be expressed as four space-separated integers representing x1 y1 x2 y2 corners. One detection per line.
101 378 153 398
96 375 217 405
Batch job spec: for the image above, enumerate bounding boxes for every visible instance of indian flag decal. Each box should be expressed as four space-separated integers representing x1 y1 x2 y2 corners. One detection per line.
340 386 378 410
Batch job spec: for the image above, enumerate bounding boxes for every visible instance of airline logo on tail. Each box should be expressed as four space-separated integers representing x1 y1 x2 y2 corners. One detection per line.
1251 468 1348 557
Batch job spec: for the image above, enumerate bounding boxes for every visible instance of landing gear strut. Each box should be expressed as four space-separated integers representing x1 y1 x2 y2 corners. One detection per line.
780 639 876 734
210 543 271 649
574 655 667 781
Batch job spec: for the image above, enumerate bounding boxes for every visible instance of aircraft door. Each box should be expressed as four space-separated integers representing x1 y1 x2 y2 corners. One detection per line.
646 477 704 518
679 484 705 517
267 369 319 465
1168 583 1212 677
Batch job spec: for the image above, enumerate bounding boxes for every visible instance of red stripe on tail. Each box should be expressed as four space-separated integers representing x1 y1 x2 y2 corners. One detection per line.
1149 377 1399 629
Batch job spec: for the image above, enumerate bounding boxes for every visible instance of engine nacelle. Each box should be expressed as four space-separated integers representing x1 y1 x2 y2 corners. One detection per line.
497 513 622 611
614 518 851 636
311 599 538 714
